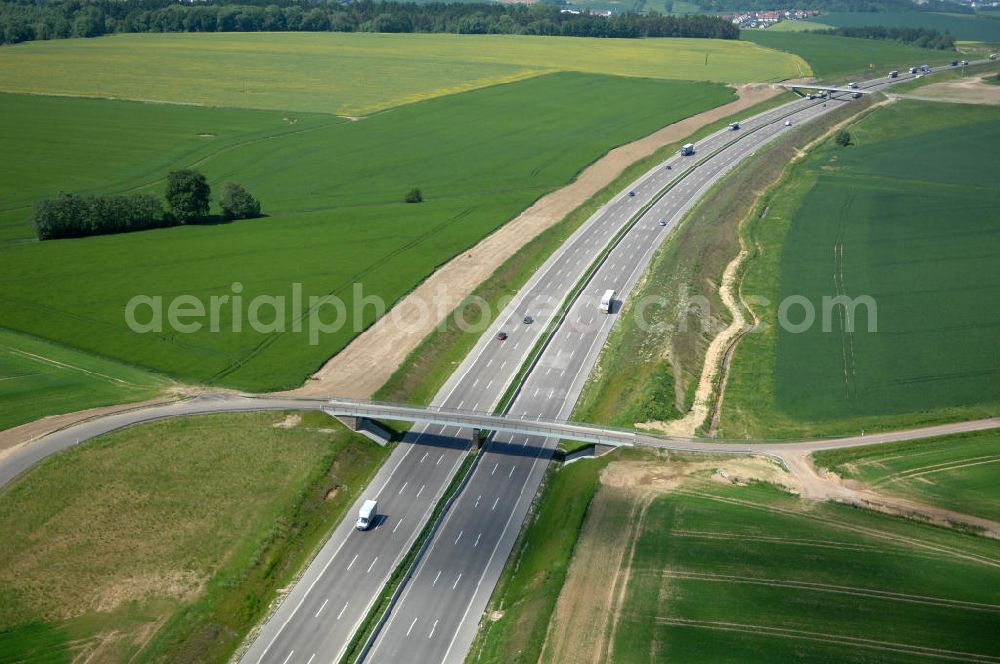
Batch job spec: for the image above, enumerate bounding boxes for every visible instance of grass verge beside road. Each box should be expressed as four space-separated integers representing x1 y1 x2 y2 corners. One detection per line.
466 449 639 664
0 411 388 663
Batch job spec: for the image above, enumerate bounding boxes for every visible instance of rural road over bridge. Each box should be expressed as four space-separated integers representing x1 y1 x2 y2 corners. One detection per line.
0 58 991 664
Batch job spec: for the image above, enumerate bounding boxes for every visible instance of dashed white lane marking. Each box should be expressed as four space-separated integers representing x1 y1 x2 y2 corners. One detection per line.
346 554 358 570
337 602 349 620
366 557 378 573
437 454 444 465
393 518 403 533
508 465 515 478
433 570 442 586
416 484 425 498
472 377 479 388
280 651 294 664
455 531 463 545
491 462 498 475
398 482 408 495
475 494 481 508
492 496 500 510
453 573 463 590
306 654 315 664
474 533 482 547
407 617 418 636
486 379 493 390
420 452 428 463
429 619 439 639
315 598 329 618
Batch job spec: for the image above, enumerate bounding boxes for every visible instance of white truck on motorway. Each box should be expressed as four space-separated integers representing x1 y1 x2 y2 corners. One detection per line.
889 70 899 78
848 82 858 89
356 499 378 530
600 290 615 314
680 143 695 156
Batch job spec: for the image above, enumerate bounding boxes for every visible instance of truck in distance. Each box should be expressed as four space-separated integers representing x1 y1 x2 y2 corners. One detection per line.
889 70 899 78
680 143 695 156
729 122 740 130
600 290 615 314
908 66 917 74
356 499 378 530
847 82 858 89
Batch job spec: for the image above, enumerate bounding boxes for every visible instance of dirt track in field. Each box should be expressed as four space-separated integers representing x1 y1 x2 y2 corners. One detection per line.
291 84 782 398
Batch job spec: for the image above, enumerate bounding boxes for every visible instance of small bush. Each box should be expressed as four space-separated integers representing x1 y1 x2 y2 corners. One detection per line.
835 130 851 147
404 187 423 204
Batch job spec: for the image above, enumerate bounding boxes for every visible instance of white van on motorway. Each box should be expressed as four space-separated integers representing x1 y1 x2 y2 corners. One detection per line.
356 499 378 530
600 289 615 314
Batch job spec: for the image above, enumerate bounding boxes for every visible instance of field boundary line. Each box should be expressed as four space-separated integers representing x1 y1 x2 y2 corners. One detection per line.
660 570 1000 611
655 617 1000 662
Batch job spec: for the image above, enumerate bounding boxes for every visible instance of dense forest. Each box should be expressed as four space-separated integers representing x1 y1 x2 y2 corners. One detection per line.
0 0 739 45
812 25 955 49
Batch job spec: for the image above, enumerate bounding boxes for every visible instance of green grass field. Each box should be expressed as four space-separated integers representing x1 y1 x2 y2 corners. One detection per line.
741 30 954 80
612 482 1000 662
0 33 806 115
814 430 1000 524
0 410 388 663
766 20 833 32
0 73 735 393
0 328 170 432
820 11 1000 42
721 100 1000 438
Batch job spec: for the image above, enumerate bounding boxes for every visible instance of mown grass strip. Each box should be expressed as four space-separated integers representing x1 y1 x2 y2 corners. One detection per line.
340 451 478 664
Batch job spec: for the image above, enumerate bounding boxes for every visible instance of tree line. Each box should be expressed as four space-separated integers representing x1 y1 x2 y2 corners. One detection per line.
34 170 261 241
0 0 739 45
811 25 955 50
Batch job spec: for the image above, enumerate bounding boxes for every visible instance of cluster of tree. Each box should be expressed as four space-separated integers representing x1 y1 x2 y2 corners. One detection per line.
34 193 166 240
698 0 969 13
811 25 955 50
0 0 738 45
835 129 851 146
34 170 261 240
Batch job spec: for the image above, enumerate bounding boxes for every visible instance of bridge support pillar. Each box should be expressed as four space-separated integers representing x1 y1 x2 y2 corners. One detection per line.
325 411 391 447
472 428 484 450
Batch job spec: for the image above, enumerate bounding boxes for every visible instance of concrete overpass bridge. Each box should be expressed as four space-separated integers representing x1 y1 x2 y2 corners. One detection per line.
779 83 875 95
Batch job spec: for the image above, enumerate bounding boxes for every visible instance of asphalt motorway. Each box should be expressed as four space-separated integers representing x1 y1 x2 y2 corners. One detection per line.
0 61 986 664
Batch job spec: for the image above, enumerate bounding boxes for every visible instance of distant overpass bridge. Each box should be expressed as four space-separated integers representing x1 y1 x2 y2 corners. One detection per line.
780 84 875 95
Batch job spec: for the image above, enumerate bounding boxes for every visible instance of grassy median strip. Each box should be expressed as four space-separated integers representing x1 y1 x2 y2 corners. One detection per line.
375 92 796 407
340 451 478 664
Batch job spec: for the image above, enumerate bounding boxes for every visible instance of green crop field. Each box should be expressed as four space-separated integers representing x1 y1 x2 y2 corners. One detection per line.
820 11 1000 42
0 328 170 432
741 30 954 79
0 32 806 116
814 430 1000 523
612 482 1000 662
0 411 388 663
721 100 1000 438
0 73 736 395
